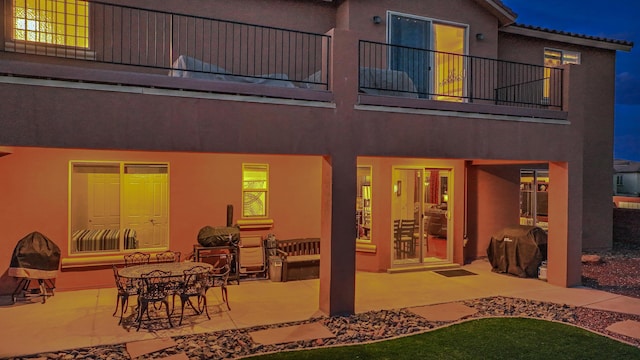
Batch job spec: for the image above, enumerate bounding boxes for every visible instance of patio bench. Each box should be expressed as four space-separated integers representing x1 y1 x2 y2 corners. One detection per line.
276 238 320 282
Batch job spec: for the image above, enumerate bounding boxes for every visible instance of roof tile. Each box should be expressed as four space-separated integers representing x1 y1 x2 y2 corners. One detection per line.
513 23 634 47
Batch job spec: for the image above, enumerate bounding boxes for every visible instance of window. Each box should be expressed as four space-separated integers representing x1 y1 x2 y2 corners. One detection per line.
616 175 624 186
543 48 580 99
242 164 269 218
519 170 548 230
13 0 89 48
69 162 169 254
388 12 467 100
356 166 372 240
544 48 581 67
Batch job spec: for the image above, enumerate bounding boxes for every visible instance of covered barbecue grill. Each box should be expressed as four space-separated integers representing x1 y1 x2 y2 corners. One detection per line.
486 225 547 278
9 231 61 303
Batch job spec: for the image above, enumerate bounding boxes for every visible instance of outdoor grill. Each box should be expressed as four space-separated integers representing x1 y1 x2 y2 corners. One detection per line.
487 225 547 278
9 231 61 304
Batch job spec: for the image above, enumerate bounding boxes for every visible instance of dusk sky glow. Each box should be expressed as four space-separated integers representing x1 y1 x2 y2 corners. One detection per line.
504 0 639 161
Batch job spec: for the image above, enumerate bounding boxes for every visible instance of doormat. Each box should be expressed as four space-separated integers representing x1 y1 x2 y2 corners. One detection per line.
434 269 478 277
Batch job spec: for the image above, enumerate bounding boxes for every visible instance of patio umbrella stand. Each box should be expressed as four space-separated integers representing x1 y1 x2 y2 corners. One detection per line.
8 231 61 304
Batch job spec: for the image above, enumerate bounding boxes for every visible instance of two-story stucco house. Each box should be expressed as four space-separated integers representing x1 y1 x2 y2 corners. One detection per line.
0 0 632 316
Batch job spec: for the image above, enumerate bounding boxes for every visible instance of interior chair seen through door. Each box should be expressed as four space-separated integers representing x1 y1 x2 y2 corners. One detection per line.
398 219 417 257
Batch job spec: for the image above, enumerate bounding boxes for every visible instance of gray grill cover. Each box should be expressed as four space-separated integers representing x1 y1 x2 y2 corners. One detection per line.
197 226 240 247
9 231 61 279
486 226 547 278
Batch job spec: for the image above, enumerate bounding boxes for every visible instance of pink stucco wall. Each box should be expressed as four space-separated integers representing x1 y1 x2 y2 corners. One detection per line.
499 31 617 251
466 165 521 261
0 147 323 293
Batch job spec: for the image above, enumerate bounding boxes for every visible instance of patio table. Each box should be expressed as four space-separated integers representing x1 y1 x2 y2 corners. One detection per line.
118 261 213 330
118 261 212 279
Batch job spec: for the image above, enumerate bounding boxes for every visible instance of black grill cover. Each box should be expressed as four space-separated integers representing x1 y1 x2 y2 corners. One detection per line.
486 225 547 278
197 226 240 247
9 231 61 279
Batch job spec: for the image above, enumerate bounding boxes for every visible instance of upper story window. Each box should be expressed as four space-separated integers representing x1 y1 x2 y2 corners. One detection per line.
69 162 169 255
543 48 580 100
13 0 89 48
388 12 468 101
242 163 269 218
544 48 581 67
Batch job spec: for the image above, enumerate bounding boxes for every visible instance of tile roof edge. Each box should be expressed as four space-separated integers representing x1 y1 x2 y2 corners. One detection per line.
505 23 634 48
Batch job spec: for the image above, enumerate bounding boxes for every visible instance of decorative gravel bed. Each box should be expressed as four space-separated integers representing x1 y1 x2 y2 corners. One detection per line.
5 247 640 360
582 243 640 299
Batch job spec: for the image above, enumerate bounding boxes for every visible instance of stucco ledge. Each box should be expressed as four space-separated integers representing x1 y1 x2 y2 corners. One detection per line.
356 241 377 253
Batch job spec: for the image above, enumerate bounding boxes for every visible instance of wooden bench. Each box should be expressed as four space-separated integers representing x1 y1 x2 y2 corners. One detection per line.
276 238 320 282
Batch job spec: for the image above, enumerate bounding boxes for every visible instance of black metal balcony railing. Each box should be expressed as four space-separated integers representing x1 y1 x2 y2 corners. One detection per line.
4 1 330 90
4 2 565 108
359 40 563 109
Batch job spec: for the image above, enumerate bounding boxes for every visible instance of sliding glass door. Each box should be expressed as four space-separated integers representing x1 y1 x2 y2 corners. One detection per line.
391 167 452 266
388 12 467 100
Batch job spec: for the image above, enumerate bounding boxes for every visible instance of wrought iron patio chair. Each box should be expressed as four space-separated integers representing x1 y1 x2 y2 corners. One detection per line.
155 250 181 263
176 265 211 325
136 269 176 331
208 254 231 310
207 255 231 311
124 251 150 267
111 264 139 325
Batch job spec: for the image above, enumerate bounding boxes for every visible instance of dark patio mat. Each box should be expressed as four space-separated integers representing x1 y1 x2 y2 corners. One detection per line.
434 269 478 277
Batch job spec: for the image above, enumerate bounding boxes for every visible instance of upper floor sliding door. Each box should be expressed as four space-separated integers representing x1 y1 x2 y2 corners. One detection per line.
388 12 468 101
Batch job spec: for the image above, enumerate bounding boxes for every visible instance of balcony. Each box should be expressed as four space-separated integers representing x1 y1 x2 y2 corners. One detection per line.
2 2 565 115
2 1 331 101
359 40 563 112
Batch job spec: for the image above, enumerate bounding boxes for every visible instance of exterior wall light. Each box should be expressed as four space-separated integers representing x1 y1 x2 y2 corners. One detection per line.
372 15 382 25
476 33 485 41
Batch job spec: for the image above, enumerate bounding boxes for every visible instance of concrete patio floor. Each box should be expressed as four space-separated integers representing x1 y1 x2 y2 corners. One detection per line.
1 259 639 358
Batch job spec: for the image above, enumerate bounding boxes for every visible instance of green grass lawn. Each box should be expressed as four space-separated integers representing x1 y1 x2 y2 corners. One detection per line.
245 318 640 360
